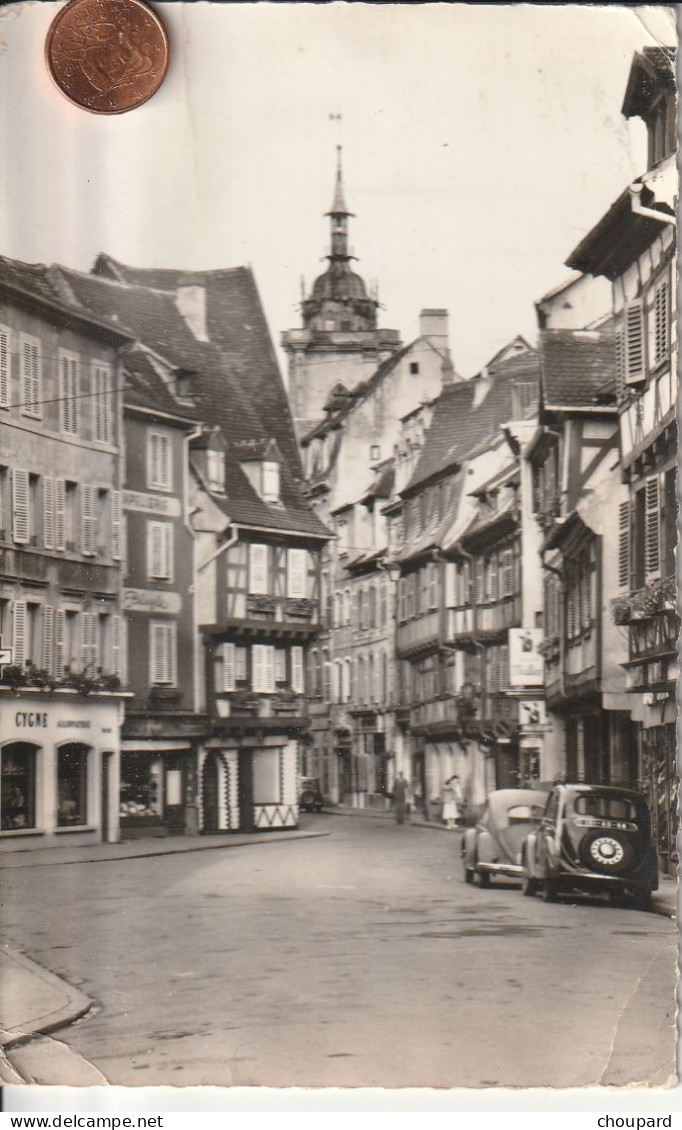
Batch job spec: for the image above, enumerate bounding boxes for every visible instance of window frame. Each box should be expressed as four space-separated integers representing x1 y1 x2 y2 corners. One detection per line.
147 430 173 492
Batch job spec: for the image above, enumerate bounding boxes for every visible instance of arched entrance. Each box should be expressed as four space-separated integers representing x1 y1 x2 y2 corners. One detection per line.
202 753 220 833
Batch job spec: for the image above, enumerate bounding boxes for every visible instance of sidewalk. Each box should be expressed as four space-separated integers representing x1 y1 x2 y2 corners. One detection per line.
0 826 330 869
326 805 678 919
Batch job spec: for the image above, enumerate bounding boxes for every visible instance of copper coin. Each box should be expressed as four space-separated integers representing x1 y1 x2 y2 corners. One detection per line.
46 0 170 115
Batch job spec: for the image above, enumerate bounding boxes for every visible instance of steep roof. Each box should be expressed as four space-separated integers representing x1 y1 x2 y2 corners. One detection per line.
122 347 201 422
0 256 131 344
395 474 466 564
404 346 539 494
55 262 329 540
540 328 617 410
622 46 676 120
92 253 301 474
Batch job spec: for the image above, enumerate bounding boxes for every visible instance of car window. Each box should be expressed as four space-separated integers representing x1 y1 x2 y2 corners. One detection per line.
575 795 637 821
507 805 544 822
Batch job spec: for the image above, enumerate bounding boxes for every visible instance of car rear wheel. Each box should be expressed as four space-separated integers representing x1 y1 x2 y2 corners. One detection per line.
300 791 316 810
522 873 538 897
541 879 557 903
579 830 634 875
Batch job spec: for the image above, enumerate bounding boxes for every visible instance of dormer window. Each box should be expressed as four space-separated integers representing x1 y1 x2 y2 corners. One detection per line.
207 449 226 493
262 461 280 503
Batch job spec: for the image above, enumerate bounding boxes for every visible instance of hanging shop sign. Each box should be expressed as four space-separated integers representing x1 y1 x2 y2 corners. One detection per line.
123 588 182 614
508 628 544 687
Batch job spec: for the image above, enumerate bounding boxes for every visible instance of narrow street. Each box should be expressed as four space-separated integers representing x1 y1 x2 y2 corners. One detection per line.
3 815 676 1089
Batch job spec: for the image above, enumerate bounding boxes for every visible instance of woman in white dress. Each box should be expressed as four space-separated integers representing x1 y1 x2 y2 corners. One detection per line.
441 775 462 827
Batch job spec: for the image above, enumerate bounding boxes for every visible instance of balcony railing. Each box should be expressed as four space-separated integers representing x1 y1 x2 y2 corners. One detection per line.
396 611 441 656
475 594 522 636
246 595 319 624
214 691 307 720
410 697 459 729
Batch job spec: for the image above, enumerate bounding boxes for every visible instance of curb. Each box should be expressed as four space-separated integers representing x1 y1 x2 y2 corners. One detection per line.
0 829 331 869
0 947 93 1052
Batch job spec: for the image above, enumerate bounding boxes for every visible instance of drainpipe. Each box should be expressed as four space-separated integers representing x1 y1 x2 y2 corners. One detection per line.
543 559 566 699
197 524 239 573
629 183 676 227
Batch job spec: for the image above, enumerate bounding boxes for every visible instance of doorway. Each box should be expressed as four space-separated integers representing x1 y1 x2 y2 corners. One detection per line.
164 760 186 833
202 753 220 833
238 750 254 832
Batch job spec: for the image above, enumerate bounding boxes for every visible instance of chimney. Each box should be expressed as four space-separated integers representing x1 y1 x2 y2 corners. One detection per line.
419 308 449 353
176 284 208 342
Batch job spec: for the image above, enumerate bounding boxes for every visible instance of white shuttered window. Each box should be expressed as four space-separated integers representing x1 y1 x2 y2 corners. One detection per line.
12 469 30 544
42 606 54 673
43 476 55 551
147 431 172 490
148 520 173 581
252 644 275 692
618 501 630 590
644 476 661 581
287 549 307 597
0 325 9 408
12 600 26 667
59 352 79 435
81 484 96 556
291 646 304 693
249 543 269 594
21 336 41 418
150 621 177 685
220 642 236 691
624 303 645 384
93 364 112 444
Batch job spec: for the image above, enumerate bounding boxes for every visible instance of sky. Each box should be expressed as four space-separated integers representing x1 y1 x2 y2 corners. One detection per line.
0 3 676 378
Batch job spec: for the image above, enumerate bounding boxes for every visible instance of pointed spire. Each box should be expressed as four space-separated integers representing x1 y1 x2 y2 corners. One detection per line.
327 145 353 217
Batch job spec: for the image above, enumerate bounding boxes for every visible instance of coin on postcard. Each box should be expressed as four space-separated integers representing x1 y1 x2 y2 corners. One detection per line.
46 0 170 115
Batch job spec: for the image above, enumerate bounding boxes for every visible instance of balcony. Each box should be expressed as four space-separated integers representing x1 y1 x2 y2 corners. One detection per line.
213 690 308 729
475 595 521 638
410 697 459 735
204 595 320 642
446 606 474 642
396 611 441 657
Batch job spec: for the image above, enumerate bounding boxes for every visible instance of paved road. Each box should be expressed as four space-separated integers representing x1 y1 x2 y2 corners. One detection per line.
3 815 676 1088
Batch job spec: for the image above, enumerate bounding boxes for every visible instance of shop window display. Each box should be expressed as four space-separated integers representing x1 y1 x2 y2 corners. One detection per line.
1 743 37 830
120 754 163 823
57 743 89 826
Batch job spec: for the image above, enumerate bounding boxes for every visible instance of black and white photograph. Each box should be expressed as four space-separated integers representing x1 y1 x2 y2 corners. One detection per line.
0 0 678 1102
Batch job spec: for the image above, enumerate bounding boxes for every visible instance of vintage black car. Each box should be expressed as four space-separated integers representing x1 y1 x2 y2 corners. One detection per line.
299 776 324 813
521 783 658 909
462 788 549 886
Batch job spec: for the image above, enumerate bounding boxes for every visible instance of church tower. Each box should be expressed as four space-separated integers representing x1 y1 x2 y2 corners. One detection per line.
282 148 402 438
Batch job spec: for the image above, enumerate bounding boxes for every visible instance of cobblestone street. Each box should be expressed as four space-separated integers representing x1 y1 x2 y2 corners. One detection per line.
3 815 676 1089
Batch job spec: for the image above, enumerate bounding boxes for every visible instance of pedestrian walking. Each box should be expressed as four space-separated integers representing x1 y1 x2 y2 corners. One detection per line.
441 775 462 828
393 772 410 825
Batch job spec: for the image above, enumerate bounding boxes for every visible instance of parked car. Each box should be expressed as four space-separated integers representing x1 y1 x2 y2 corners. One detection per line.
521 783 658 909
299 776 324 813
462 788 549 887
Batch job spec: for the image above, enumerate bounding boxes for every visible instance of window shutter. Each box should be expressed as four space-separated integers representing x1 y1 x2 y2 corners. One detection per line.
81 612 93 671
43 476 55 550
474 560 484 604
615 330 625 401
159 435 170 488
93 366 111 444
0 326 9 407
624 303 645 384
112 615 121 678
148 521 165 578
55 479 66 551
81 485 95 555
221 642 236 691
429 563 438 608
617 500 630 590
644 475 661 580
654 278 669 364
111 490 121 560
12 600 26 666
444 562 456 607
55 609 65 675
59 354 78 435
287 549 307 597
12 469 30 544
42 606 54 673
149 432 159 485
265 645 275 693
151 623 165 683
252 644 266 692
249 543 269 594
291 646 304 693
22 339 40 416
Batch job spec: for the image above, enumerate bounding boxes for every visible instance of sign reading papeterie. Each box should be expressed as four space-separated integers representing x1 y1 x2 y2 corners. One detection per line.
123 588 181 614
